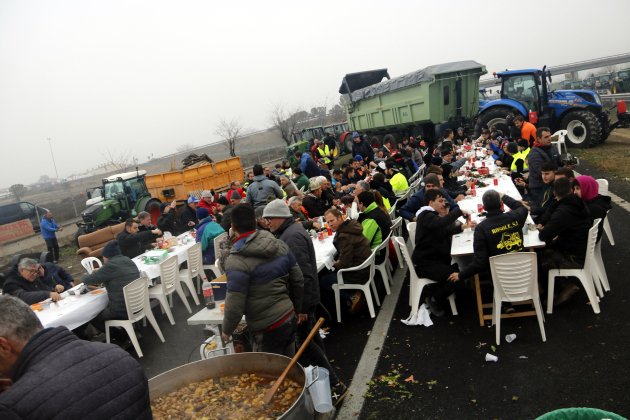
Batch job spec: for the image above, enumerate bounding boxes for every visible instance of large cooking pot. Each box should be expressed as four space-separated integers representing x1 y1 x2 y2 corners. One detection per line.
149 352 314 419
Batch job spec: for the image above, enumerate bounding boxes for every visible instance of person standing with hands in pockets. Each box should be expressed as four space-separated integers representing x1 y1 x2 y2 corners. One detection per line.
40 211 62 263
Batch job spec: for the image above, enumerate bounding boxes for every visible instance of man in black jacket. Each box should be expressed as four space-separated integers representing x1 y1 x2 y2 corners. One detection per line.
3 258 63 304
117 218 161 259
82 241 141 344
538 178 592 268
263 199 348 405
0 295 152 419
412 189 474 316
448 191 528 282
351 132 375 164
157 200 180 234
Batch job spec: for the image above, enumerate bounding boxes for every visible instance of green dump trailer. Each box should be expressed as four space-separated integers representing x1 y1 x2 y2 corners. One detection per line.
339 60 487 147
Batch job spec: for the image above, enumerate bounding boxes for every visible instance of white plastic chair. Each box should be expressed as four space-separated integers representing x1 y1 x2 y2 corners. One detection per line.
489 252 546 345
178 243 202 306
393 237 457 317
373 232 393 296
388 201 397 220
406 221 417 253
105 277 165 358
332 250 378 323
391 217 404 268
547 219 601 314
596 179 614 246
551 129 568 157
148 255 192 325
81 257 102 274
202 232 228 287
593 238 610 296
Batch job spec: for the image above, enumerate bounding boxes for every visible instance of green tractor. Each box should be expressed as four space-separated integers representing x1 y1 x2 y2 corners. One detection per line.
75 170 161 241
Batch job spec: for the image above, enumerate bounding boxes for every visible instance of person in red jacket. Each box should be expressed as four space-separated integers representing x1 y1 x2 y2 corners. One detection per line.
198 190 219 215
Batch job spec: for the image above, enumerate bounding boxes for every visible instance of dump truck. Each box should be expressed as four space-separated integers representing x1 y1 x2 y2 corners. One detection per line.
339 60 487 146
145 156 244 202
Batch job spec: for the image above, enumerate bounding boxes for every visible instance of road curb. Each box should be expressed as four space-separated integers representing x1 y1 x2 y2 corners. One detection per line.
337 265 405 419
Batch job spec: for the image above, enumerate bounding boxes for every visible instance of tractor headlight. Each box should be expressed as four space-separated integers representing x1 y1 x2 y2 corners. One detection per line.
593 93 602 105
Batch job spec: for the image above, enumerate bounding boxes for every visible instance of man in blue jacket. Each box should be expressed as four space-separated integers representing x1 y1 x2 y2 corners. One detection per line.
40 211 62 263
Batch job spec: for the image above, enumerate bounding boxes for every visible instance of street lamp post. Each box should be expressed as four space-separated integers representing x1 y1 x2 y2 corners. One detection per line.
47 137 60 180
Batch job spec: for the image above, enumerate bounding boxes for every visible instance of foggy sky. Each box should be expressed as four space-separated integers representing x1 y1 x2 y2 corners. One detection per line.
1 0 629 188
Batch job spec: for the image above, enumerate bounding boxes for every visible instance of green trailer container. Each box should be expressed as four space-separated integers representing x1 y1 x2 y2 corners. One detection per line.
339 60 487 141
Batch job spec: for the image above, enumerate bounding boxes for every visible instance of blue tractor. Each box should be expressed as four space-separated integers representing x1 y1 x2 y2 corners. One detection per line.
476 66 616 147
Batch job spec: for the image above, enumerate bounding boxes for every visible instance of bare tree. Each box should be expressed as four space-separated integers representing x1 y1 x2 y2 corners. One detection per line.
9 184 27 202
215 118 243 157
270 104 302 146
177 143 195 153
102 149 133 172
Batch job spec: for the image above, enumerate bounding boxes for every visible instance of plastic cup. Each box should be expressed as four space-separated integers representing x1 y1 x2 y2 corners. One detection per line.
485 353 498 362
309 367 333 413
505 334 517 343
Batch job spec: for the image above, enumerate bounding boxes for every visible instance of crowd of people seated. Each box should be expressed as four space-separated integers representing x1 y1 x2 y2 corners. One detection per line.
1 123 614 412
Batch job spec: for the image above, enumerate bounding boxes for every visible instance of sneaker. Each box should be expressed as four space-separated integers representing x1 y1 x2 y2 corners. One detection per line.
348 292 364 314
331 382 348 407
425 296 445 317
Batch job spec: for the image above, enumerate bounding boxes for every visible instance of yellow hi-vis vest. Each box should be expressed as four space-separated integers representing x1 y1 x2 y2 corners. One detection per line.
510 147 530 172
317 145 332 164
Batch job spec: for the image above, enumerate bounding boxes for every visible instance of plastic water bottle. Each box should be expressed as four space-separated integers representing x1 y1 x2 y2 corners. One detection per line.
202 279 215 309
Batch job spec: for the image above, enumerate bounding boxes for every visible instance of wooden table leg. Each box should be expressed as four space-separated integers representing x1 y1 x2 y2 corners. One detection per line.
474 274 485 326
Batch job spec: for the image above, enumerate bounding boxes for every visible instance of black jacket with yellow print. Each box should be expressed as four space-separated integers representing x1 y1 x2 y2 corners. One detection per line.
459 195 529 279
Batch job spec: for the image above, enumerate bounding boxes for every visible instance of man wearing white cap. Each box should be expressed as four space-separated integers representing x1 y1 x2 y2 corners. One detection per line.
198 190 219 215
302 179 328 218
262 199 348 404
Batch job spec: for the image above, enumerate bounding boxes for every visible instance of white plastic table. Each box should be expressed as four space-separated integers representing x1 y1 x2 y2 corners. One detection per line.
450 154 546 325
35 287 108 330
132 232 196 283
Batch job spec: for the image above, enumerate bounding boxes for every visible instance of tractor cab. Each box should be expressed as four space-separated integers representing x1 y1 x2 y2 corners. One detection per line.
103 170 149 217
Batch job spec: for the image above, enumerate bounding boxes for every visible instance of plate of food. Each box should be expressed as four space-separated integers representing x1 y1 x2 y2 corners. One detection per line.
89 289 106 296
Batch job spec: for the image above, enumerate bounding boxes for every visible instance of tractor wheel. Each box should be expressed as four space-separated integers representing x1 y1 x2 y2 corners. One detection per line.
561 110 601 148
475 107 513 137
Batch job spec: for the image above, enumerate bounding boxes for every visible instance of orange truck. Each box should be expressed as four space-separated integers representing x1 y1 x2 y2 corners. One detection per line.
145 156 244 202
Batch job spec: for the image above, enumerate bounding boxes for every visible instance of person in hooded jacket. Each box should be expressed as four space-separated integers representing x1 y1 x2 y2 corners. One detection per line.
196 207 225 265
574 175 612 242
297 151 322 179
37 262 74 291
412 189 474 316
221 205 304 357
538 178 592 265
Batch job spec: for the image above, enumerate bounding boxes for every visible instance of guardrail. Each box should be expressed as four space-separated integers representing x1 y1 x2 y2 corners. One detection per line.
600 93 630 102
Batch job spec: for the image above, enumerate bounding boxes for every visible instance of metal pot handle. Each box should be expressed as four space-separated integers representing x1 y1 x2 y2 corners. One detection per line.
305 366 320 390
